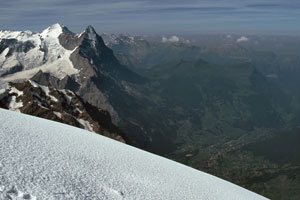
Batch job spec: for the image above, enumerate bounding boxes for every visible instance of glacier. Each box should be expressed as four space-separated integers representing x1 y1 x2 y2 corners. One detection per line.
0 24 79 82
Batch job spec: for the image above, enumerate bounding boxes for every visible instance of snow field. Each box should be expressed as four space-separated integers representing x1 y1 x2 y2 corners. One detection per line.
0 109 268 200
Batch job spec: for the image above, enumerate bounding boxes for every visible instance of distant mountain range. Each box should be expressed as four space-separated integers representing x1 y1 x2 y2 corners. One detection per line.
0 24 300 200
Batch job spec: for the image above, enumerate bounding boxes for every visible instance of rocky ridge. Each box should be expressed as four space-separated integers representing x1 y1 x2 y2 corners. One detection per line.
0 80 128 143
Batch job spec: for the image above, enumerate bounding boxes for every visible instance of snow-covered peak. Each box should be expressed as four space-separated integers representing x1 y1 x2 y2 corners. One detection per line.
50 23 62 29
0 24 79 81
41 23 63 38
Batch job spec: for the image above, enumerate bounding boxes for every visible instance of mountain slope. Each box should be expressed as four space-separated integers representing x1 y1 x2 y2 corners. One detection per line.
143 59 287 147
0 24 145 113
0 80 128 143
0 24 150 148
0 24 79 81
0 109 267 200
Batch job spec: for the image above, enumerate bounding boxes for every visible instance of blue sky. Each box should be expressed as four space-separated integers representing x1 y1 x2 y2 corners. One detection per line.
0 0 299 35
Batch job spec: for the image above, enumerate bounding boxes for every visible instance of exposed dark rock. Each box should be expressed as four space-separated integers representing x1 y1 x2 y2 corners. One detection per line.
0 39 35 56
0 39 17 55
60 75 80 91
58 27 81 50
1 64 24 77
0 81 130 144
31 70 80 91
16 41 35 53
31 70 60 87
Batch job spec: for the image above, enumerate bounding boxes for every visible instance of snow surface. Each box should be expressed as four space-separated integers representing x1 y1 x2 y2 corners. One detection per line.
0 109 268 200
9 87 24 97
0 24 79 82
7 96 23 112
7 87 24 112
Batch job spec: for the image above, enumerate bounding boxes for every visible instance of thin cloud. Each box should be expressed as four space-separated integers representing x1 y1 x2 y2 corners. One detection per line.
0 0 299 34
246 3 281 8
162 36 180 43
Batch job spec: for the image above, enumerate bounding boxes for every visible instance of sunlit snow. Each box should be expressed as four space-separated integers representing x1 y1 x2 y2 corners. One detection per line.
0 24 79 82
0 109 268 200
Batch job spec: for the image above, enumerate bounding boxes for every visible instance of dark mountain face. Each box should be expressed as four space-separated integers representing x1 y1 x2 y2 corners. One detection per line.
22 26 153 149
59 26 145 85
31 70 80 91
0 80 129 143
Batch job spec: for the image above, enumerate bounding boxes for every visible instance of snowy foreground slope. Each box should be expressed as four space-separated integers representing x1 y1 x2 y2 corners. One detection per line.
0 109 268 200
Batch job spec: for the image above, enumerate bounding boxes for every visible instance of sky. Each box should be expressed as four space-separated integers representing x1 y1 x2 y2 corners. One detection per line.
0 0 299 35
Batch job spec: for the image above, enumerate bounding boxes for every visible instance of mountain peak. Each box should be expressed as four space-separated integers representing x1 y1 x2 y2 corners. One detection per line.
61 26 74 35
84 25 98 41
46 23 63 33
41 23 63 38
50 23 62 29
85 25 96 33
